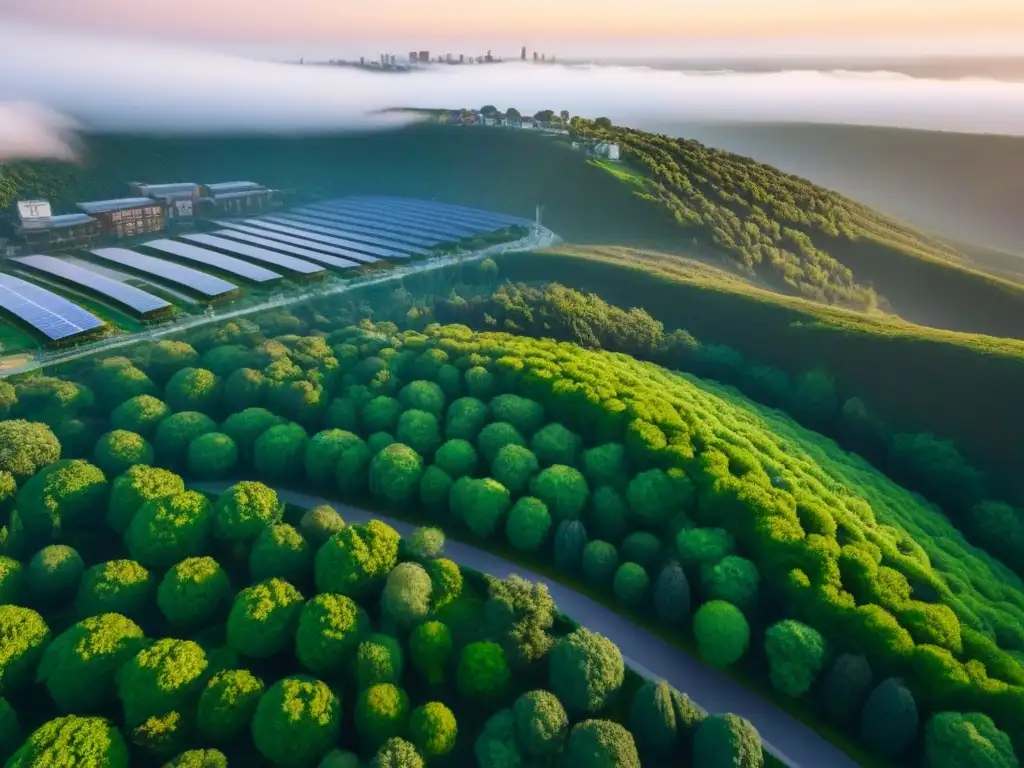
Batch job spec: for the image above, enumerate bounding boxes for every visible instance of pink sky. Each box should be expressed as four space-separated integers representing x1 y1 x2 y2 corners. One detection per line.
4 0 1023 55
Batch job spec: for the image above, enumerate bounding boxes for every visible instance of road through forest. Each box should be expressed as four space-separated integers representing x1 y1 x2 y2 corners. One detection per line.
195 481 864 768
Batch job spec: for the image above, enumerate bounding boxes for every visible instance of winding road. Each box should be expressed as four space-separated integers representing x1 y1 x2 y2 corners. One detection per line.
196 482 863 768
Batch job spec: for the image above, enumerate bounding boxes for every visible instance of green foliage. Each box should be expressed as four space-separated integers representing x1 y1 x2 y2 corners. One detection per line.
157 556 231 627
296 593 369 677
513 689 568 758
588 485 628 541
491 444 539 495
530 464 589 521
405 526 445 560
764 620 828 698
445 397 490 442
676 528 735 571
26 544 83 604
564 719 641 768
93 430 154 477
484 575 556 668
396 409 442 458
613 562 650 607
370 443 424 507
474 708 522 768
92 361 157 411
451 477 511 538
197 669 264 743
220 407 284 462
505 496 552 552
433 438 478 479
700 556 760 611
4 715 128 768
75 559 152 619
37 612 143 711
858 677 921 761
186 433 238 480
489 394 545 437
416 466 451 515
627 468 693 530
0 697 19 762
582 540 619 585
409 621 453 686
253 422 308 483
318 749 361 768
145 341 200 385
692 713 764 768
464 366 495 401
477 421 526 465
315 520 400 597
118 638 208 726
249 524 312 584
110 395 170 437
549 628 624 714
165 368 222 415
456 641 510 702
553 519 588 572
163 748 229 768
226 578 304 659
629 680 705 758
356 634 404 689
427 558 462 610
693 600 750 668
223 368 266 410
654 562 692 626
582 443 628 490
923 711 1018 768
399 380 445 417
201 344 254 376
409 701 457 758
299 505 345 547
371 737 424 768
213 481 283 543
126 490 212 570
252 675 340 766
0 605 50 694
818 654 874 726
17 459 108 542
362 396 403 434
356 683 410 752
621 531 662 570
0 557 23 605
382 562 433 630
531 422 582 467
154 412 217 467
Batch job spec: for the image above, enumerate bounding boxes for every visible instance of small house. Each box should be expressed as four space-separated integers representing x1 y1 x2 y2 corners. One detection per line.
77 197 166 238
594 142 621 161
14 200 101 249
198 181 278 216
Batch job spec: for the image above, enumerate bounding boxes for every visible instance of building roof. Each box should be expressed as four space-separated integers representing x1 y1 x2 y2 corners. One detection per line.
77 197 160 214
17 200 53 222
136 182 199 195
204 181 265 195
206 189 273 201
17 213 97 232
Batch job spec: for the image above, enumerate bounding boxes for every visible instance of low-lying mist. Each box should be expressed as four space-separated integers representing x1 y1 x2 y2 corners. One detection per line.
2 22 1024 162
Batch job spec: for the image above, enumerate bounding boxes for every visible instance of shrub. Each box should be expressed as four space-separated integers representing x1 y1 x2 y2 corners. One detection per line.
693 600 750 668
629 680 705 759
370 444 424 507
382 562 433 630
146 340 200 383
653 562 692 626
76 559 152 619
764 620 829 698
456 641 510 702
531 422 581 467
223 368 266 410
433 438 478 479
700 556 760 610
370 737 423 768
17 459 108 542
549 628 624 714
213 481 283 543
0 420 61 480
464 366 494 400
154 412 217 467
588 486 628 541
94 430 153 477
296 593 369 677
513 690 568 758
362 396 403 433
0 605 50 694
505 496 552 551
404 526 445 560
226 578 304 659
249 524 312 584
477 421 527 465
859 677 919 760
818 654 873 725
677 528 735 571
37 612 142 711
118 638 208 726
110 395 170 437
201 344 254 376
553 519 588 572
185 433 238 479
165 367 221 414
197 669 264 743
325 396 359 432
126 490 212 570
399 380 445 417
356 634 404 689
530 464 589 521
157 556 231 627
163 749 229 768
252 676 340 766
692 714 764 768
484 575 556 668
253 422 308 483
299 505 345 547
613 562 650 607
564 719 641 768
0 556 22 605
396 410 442 458
26 544 83 604
451 477 511 538
627 468 694 530
582 540 619 585
923 711 1017 768
409 702 457 758
491 444 539 494
318 750 361 768
621 531 662 570
315 520 400 597
220 408 283 462
474 708 522 768
409 621 454 685
427 558 462 611
898 601 963 654
4 715 128 768
356 683 410 751
581 443 629 490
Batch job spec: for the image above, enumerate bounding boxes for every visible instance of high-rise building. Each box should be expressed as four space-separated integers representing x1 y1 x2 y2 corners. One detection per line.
409 51 418 63
459 53 464 63
533 51 539 62
521 45 527 60
419 51 430 63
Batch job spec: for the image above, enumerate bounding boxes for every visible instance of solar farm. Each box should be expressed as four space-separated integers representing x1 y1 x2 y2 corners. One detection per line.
0 196 532 358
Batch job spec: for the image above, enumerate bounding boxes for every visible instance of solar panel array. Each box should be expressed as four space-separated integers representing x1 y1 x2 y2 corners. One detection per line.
256 217 416 258
90 247 238 298
265 214 429 255
0 272 104 341
181 233 326 276
13 255 171 315
210 230 360 270
335 196 526 229
309 200 490 237
142 239 282 283
292 206 466 242
234 220 384 262
280 211 441 248
214 221 377 264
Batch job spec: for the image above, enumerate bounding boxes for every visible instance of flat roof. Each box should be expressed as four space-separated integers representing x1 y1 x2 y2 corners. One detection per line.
17 213 97 231
205 181 264 193
77 197 161 214
207 189 273 201
138 183 198 193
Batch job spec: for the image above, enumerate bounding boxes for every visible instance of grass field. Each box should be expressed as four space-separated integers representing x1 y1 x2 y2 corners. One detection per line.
0 321 38 357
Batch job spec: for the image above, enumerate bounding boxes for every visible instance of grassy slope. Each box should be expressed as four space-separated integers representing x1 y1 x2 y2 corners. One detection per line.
496 246 1024 502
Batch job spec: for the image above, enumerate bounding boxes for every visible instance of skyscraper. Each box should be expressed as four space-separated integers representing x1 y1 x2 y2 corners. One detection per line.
521 46 527 60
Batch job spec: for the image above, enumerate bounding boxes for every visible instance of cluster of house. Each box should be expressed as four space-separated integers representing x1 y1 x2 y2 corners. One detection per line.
11 180 281 251
440 110 621 161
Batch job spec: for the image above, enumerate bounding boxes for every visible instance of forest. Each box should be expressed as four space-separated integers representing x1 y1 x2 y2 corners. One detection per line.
1 274 1022 767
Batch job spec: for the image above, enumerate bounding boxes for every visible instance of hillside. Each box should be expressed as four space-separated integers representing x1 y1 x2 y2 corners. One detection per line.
3 123 1024 338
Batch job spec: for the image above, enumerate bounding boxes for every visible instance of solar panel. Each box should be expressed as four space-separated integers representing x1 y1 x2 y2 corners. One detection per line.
311 200 491 236
283 210 442 247
210 230 360 270
295 206 471 241
90 247 238 298
141 239 282 283
0 272 104 341
236 220 390 262
264 215 428 254
255 217 418 258
181 233 326 276
342 196 522 228
12 255 171 315
369 195 529 226
214 221 381 264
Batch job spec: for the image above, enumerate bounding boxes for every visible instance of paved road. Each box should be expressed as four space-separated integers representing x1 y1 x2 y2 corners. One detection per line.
197 482 863 768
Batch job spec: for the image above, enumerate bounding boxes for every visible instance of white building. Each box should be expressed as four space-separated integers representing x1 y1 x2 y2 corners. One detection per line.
17 200 53 227
594 142 621 161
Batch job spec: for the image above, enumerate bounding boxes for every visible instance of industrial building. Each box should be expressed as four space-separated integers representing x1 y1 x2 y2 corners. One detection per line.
77 197 166 238
198 181 280 216
128 181 201 223
13 200 101 249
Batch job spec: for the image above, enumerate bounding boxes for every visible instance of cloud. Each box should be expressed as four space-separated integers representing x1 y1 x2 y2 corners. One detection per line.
1 22 1023 162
